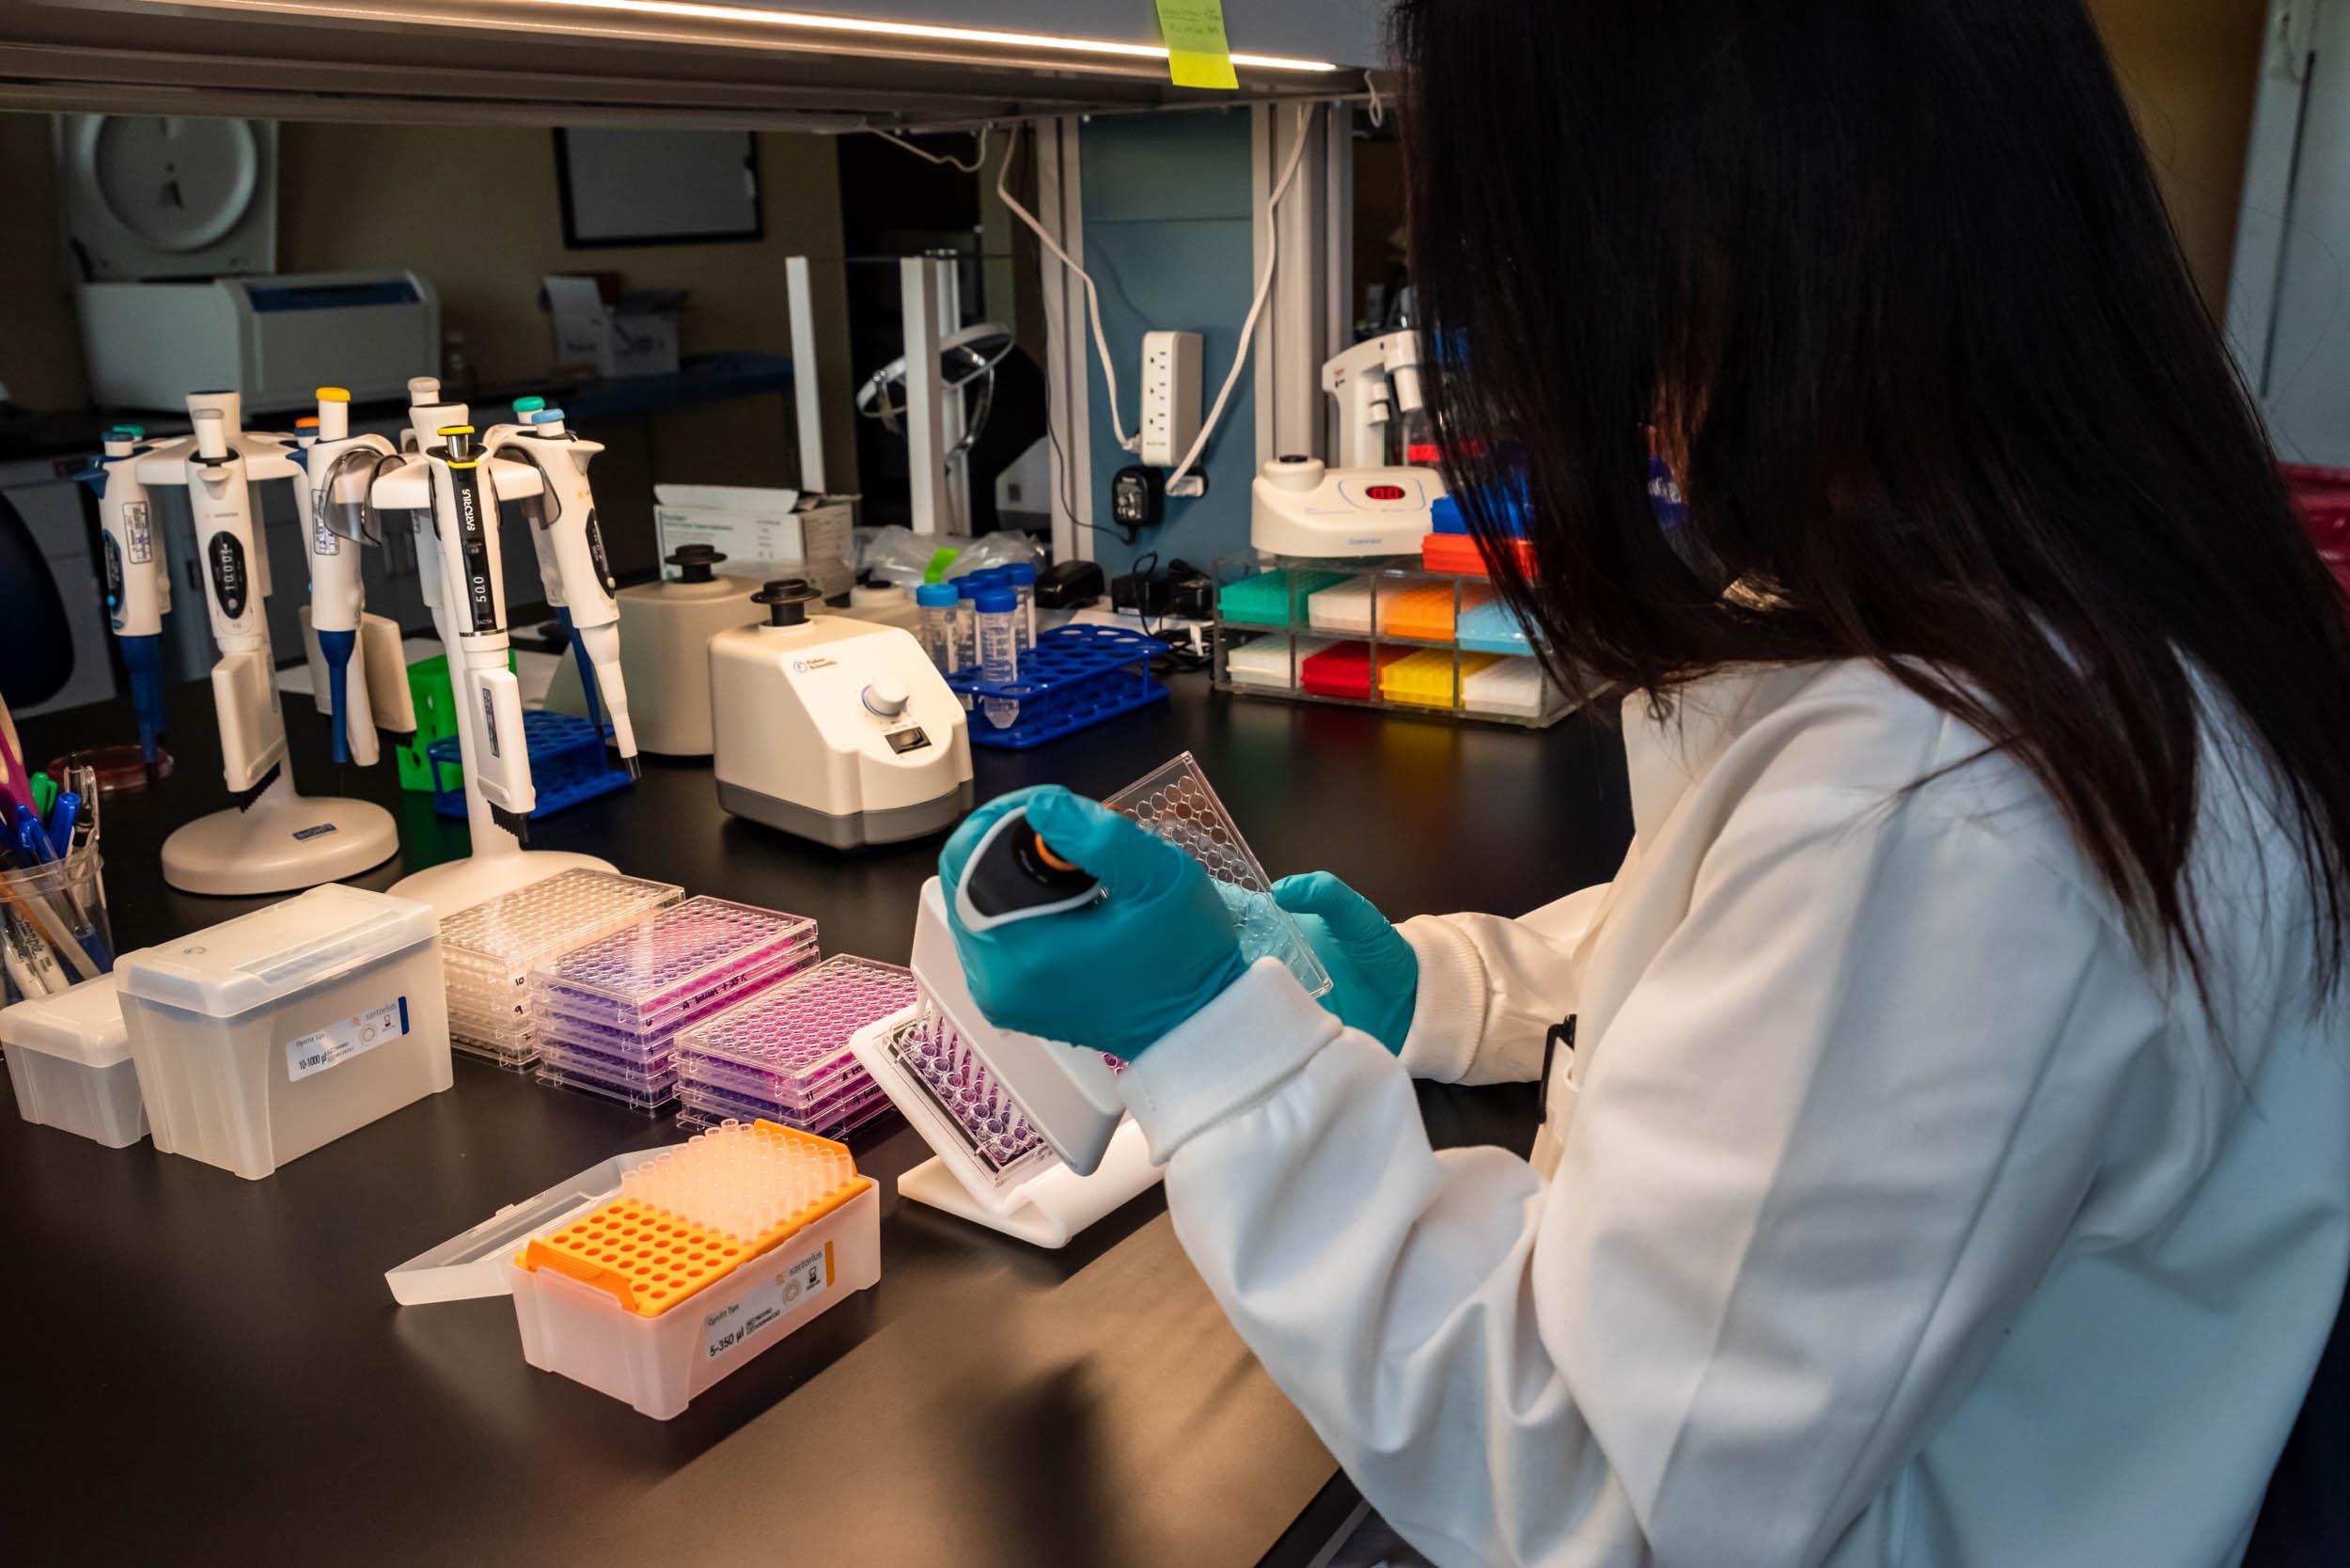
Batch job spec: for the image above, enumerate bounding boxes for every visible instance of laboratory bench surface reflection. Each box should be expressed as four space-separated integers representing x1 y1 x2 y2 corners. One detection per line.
2 669 1632 1568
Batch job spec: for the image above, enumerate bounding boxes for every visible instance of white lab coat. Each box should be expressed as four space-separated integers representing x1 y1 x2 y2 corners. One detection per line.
1116 660 2350 1567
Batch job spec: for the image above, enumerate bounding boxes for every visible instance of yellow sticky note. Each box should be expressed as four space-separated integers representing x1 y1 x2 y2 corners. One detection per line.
1156 0 1240 89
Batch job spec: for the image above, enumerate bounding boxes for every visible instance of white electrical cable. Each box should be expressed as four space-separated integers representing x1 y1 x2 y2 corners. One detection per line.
995 126 1138 451
870 125 992 172
1166 102 1317 494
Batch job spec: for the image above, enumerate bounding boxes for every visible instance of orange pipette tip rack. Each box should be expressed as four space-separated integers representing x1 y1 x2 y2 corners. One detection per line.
520 1121 871 1317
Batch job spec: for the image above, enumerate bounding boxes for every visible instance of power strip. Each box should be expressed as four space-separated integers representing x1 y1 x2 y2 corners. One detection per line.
1138 330 1202 468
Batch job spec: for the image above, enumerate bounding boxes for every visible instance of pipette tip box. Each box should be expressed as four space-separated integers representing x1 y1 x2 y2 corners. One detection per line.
1304 576 1374 635
1225 635 1336 693
440 870 684 1069
676 955 917 1137
506 1119 879 1419
115 886 451 1181
529 897 820 1113
1463 654 1564 719
1 972 146 1149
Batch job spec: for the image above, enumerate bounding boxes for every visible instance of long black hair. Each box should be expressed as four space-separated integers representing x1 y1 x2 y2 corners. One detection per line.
1392 0 2350 995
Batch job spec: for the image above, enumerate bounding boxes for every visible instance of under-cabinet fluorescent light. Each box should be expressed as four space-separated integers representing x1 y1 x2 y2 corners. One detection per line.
525 0 1340 71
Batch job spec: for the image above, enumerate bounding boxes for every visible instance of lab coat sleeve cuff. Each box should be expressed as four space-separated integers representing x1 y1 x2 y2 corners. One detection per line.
1119 957 1342 1162
1397 916 1485 1084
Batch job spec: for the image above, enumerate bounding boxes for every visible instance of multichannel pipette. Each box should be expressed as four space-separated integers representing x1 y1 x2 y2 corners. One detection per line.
375 380 617 913
492 398 639 775
417 422 535 838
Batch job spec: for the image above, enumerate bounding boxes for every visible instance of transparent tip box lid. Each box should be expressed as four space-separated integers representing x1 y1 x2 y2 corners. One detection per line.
387 1145 671 1305
440 870 683 1006
531 897 818 1040
118 886 437 1020
0 972 127 1068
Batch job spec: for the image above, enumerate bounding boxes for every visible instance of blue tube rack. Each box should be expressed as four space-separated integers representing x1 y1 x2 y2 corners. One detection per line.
428 710 634 820
945 624 1169 749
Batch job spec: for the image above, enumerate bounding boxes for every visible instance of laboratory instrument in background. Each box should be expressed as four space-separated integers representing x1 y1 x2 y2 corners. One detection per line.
294 387 415 770
387 1118 880 1420
76 272 440 414
710 579 973 848
74 426 170 766
1250 330 1449 557
133 390 400 894
652 484 857 601
376 379 607 916
543 544 756 758
906 754 1328 1219
115 885 451 1181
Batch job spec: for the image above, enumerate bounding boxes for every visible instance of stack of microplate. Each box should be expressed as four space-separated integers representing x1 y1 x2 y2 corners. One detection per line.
441 869 684 1068
530 897 819 1112
676 954 919 1137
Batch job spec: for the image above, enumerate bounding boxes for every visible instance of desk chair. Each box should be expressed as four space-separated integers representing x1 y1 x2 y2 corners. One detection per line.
0 490 74 710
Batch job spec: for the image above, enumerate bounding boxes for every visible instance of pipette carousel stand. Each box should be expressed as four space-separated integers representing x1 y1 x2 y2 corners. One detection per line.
163 770 400 896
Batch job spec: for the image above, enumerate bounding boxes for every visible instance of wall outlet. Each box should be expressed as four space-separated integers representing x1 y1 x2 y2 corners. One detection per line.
1138 329 1202 468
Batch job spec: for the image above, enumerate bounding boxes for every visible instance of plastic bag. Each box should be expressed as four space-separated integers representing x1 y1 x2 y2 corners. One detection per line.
856 525 1046 588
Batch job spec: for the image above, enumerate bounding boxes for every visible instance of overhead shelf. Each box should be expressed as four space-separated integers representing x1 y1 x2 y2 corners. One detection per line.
0 0 1370 130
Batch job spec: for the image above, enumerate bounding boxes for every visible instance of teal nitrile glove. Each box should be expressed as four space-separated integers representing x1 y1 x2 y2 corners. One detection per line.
1270 872 1419 1054
941 785 1251 1060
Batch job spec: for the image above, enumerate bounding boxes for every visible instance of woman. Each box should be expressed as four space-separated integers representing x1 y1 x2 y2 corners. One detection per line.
944 2 2350 1562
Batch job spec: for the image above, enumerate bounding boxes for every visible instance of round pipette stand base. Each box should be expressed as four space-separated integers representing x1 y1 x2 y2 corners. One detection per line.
388 850 617 919
162 794 400 896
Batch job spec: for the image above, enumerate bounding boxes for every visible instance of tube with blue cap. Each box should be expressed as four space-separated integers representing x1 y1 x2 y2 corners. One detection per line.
77 425 169 765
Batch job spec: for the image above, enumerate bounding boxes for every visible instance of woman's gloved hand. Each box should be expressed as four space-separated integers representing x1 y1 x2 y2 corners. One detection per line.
1271 872 1419 1054
940 785 1250 1061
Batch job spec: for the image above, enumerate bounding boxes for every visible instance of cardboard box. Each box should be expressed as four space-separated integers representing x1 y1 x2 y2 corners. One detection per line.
653 485 856 600
544 274 683 380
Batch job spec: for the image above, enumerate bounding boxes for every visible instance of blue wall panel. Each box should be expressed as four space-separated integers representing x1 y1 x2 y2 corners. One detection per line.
1079 111 1258 578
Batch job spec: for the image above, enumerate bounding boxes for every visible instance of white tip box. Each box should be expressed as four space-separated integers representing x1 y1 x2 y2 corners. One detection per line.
1 973 147 1149
116 886 453 1180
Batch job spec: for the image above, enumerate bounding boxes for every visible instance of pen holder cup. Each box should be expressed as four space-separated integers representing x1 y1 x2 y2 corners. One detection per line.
2 848 113 1001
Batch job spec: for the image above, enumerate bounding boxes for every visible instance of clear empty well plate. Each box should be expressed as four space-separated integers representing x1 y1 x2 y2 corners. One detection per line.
441 870 683 1013
529 898 818 1039
1104 752 1331 998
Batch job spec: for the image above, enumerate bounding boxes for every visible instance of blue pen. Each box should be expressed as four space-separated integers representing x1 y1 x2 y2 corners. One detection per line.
48 792 79 857
12 805 54 865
